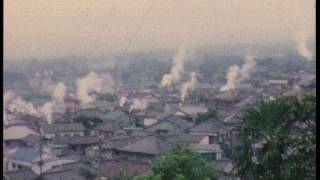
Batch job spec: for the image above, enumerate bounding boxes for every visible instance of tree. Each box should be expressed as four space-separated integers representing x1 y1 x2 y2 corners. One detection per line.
195 108 217 125
141 144 220 180
233 91 316 180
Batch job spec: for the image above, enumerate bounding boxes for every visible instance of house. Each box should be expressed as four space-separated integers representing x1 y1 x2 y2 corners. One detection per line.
174 105 208 119
4 125 39 149
101 135 141 160
4 143 78 175
189 120 231 144
100 160 150 179
20 134 42 147
190 144 224 161
3 168 37 180
133 110 163 127
212 91 240 109
146 116 194 135
40 123 85 139
50 136 100 156
113 135 176 163
93 122 121 139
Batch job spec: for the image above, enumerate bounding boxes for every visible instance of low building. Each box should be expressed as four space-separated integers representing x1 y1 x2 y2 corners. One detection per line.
4 125 40 149
113 135 176 163
146 116 194 135
4 143 78 175
100 160 150 179
50 136 100 156
212 91 240 109
3 168 37 180
40 123 85 139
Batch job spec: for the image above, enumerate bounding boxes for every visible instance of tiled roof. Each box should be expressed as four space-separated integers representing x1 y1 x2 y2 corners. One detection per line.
103 111 125 120
172 133 207 144
101 160 150 178
115 135 176 155
164 116 194 129
8 143 41 162
52 136 99 145
4 168 37 180
190 144 222 153
94 122 120 132
189 120 228 134
42 170 86 180
4 125 39 140
102 135 139 149
41 123 85 134
21 134 42 144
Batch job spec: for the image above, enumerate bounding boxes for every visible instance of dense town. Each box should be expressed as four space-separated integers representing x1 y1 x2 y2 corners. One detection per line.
3 48 316 179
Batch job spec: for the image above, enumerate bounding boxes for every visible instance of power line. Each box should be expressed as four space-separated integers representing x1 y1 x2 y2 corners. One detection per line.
116 0 157 60
86 1 119 59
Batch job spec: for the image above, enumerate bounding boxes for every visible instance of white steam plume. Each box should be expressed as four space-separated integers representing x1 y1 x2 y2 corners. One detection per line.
119 96 127 107
240 54 256 80
129 99 148 112
41 102 53 124
8 96 40 117
4 91 15 125
76 72 114 105
294 30 314 61
52 82 66 103
220 65 241 92
161 46 186 87
180 72 197 102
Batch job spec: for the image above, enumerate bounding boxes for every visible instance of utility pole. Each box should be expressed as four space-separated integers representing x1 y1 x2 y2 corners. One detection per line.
39 137 44 177
97 136 102 180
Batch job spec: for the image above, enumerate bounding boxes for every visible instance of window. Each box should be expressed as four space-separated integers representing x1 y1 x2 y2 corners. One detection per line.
209 136 215 144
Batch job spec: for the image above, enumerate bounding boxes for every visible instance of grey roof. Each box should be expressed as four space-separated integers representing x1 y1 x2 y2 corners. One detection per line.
94 122 120 132
213 91 239 101
42 123 85 134
103 111 125 120
102 135 139 149
4 168 37 180
52 136 99 145
189 120 228 134
42 170 86 180
44 162 96 174
172 133 207 144
21 134 42 144
9 143 41 162
115 135 176 155
164 116 194 129
190 144 222 153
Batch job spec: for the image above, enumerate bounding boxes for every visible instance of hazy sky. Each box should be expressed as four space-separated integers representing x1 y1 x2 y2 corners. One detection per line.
4 0 315 60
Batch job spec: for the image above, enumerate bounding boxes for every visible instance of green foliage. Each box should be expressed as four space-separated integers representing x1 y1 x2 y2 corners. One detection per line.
142 144 220 180
195 108 217 125
234 91 316 180
114 169 136 180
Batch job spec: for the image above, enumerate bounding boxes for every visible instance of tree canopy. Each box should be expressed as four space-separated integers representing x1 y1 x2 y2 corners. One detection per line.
141 144 220 180
233 91 316 180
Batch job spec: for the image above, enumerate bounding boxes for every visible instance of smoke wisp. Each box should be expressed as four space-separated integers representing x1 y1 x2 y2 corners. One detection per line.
119 96 127 107
76 72 114 105
52 82 66 103
294 30 314 61
220 54 256 91
129 99 148 112
180 72 197 102
161 46 186 87
41 102 53 124
220 65 241 91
